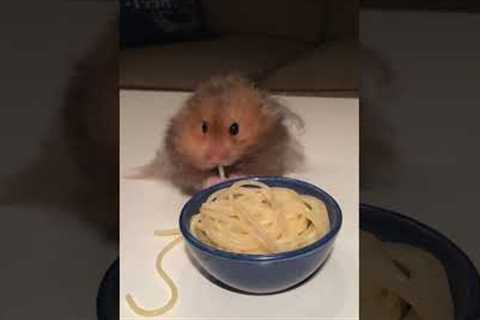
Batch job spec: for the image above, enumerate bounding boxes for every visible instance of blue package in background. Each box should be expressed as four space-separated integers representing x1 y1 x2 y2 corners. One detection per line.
120 0 208 47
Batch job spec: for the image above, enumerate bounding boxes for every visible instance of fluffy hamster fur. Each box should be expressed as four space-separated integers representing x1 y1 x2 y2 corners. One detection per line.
136 75 304 194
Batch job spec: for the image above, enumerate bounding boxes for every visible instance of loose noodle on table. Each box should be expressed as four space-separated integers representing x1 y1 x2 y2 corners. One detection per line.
126 179 331 317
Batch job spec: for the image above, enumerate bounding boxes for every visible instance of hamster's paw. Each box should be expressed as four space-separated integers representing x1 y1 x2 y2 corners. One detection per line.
203 176 225 189
202 174 247 189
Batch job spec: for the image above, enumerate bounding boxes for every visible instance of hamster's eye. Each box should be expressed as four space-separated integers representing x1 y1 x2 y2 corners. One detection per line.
229 122 239 136
201 121 208 133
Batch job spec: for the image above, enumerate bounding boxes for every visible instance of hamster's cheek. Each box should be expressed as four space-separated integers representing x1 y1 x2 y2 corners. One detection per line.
188 152 209 170
176 132 209 169
229 140 245 156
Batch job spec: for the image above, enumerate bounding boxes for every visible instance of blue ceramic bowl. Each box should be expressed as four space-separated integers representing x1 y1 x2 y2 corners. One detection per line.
361 204 480 320
179 176 342 294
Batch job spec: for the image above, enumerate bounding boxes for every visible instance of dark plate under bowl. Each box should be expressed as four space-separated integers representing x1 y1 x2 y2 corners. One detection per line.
361 204 480 320
96 258 118 320
179 176 343 294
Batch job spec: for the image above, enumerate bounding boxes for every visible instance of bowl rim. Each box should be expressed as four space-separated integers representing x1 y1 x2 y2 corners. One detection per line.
179 176 343 262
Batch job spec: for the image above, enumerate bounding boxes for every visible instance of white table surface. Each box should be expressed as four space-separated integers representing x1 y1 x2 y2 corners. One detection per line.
120 90 359 319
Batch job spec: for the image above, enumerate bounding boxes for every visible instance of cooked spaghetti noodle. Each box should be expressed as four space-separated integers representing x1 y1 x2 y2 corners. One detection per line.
190 180 330 254
125 231 182 317
218 165 226 179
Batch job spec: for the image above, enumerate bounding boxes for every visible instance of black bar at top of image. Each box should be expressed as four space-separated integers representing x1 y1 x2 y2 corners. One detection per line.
361 0 480 13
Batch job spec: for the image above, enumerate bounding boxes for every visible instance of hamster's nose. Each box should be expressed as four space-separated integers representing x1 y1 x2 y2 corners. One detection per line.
206 149 230 166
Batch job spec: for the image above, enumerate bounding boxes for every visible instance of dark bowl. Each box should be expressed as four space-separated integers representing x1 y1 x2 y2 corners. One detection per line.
360 204 480 320
179 176 342 294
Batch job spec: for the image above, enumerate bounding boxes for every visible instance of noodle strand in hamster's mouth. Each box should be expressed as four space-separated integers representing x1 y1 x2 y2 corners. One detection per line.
217 166 226 179
208 165 230 179
210 164 241 180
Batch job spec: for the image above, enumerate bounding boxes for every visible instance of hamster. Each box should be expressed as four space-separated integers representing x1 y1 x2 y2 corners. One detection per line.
136 74 304 194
